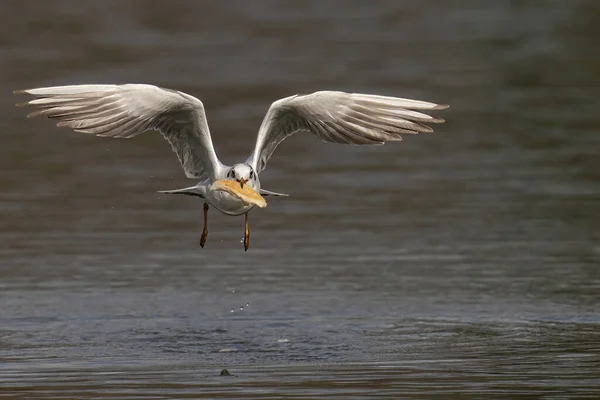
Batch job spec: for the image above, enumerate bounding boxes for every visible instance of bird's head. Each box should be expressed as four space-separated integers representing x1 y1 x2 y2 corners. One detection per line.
227 164 257 189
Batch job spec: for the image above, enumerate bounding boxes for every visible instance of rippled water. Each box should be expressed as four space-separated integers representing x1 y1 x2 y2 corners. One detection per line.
1 1 599 398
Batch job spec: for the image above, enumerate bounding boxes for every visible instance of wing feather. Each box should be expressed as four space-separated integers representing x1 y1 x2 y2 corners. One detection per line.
247 90 448 173
15 84 224 179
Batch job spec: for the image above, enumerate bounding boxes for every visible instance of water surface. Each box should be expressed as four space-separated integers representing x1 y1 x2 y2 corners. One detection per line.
1 1 599 398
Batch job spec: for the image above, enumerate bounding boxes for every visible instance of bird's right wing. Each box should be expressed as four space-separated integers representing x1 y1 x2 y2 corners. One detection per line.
15 84 225 180
246 91 448 174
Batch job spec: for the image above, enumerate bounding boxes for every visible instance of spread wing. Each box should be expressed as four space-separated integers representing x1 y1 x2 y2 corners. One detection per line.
246 91 448 173
15 84 225 180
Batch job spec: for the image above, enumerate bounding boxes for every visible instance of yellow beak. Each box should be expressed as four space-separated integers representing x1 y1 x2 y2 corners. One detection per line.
237 178 249 188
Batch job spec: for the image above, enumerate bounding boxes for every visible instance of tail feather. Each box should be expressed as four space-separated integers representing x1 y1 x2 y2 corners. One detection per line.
260 188 289 197
158 186 204 198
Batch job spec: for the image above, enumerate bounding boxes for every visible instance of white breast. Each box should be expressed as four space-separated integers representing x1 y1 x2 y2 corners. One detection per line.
207 189 255 216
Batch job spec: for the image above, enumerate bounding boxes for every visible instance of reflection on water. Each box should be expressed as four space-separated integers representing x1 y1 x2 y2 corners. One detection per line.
1 1 599 398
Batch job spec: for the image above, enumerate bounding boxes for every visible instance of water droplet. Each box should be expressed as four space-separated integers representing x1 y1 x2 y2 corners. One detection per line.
232 289 235 294
239 306 244 311
230 308 234 313
245 303 250 307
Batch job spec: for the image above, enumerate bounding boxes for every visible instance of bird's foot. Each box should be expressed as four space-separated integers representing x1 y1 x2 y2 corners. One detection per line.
200 202 209 248
244 212 250 251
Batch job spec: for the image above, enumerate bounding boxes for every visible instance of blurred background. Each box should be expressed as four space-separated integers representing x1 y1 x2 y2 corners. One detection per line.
1 1 599 398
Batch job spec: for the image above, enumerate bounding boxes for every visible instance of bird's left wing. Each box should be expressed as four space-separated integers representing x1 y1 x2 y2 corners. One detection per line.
246 91 448 173
15 84 225 180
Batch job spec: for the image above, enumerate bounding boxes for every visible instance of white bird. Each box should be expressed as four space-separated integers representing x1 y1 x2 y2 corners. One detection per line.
14 84 448 250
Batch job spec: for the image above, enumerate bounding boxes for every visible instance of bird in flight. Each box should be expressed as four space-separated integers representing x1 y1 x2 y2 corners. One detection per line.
15 84 448 250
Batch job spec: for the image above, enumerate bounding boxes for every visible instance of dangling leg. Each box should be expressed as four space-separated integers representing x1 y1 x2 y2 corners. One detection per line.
200 202 209 248
244 212 250 251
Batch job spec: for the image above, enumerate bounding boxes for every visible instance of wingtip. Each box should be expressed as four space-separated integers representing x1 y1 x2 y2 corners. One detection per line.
434 104 450 110
13 89 27 95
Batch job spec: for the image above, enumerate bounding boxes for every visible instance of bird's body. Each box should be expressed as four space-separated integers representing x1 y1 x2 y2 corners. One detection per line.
15 83 448 250
205 183 256 216
168 166 261 216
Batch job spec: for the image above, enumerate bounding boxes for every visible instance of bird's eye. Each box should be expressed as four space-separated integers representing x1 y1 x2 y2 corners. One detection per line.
231 171 236 178
250 170 254 179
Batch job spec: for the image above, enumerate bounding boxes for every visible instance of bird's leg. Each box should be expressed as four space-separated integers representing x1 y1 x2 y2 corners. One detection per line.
200 202 209 248
244 212 250 251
